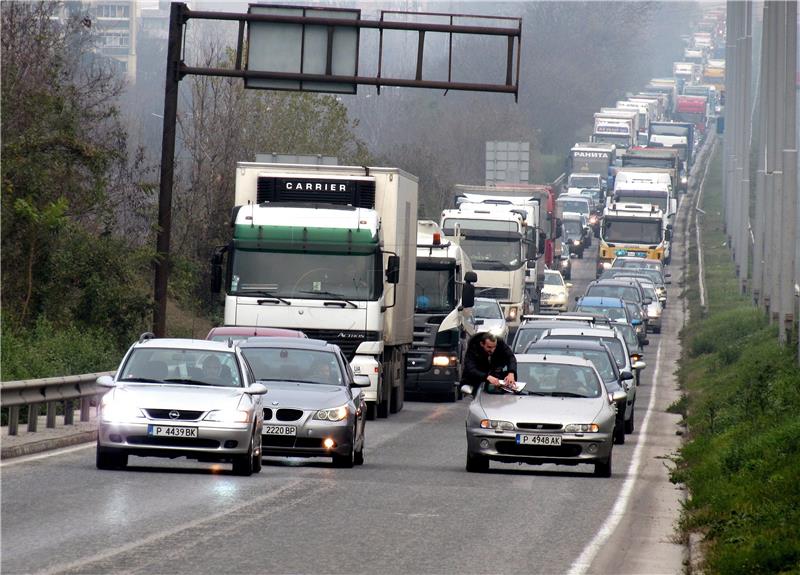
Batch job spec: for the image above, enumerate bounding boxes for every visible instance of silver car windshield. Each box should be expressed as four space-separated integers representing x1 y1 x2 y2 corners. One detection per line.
242 348 343 386
118 349 243 388
510 363 602 398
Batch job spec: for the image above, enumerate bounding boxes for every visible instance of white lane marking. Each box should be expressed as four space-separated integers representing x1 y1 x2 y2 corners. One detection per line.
0 442 94 467
566 343 663 575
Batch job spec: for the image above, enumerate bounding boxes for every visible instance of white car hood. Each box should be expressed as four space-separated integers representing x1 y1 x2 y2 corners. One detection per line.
541 285 567 297
260 381 350 410
113 383 247 411
476 319 506 334
479 393 604 423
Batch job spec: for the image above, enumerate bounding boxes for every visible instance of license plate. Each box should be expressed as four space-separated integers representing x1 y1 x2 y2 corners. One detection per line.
516 434 562 446
148 425 198 438
263 425 297 436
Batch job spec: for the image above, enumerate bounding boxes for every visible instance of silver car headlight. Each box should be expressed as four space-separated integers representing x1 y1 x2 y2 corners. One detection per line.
480 419 514 430
564 423 600 433
203 409 251 423
314 405 349 421
100 398 145 423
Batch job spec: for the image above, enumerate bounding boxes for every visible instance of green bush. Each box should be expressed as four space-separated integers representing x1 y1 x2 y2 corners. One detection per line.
1 317 122 381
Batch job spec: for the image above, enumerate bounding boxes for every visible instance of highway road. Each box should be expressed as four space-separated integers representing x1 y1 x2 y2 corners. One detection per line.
1 236 687 575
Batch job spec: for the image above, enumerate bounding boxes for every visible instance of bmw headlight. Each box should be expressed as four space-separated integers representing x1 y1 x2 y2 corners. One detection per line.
314 405 349 421
564 423 600 433
100 398 145 423
480 419 515 431
203 410 250 423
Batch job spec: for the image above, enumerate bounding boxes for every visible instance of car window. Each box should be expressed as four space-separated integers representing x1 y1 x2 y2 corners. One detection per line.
576 305 627 321
625 302 643 320
513 327 547 352
514 363 602 398
587 285 641 302
544 273 563 286
544 335 626 367
241 348 343 385
475 300 503 319
119 348 243 388
532 347 615 382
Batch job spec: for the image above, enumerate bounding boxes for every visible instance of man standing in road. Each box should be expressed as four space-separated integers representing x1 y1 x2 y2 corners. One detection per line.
461 332 517 394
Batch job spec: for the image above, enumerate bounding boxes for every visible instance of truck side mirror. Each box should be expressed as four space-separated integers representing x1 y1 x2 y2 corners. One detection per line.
211 246 227 294
555 219 563 239
538 231 546 255
462 282 475 309
665 229 673 241
386 255 401 284
464 271 478 284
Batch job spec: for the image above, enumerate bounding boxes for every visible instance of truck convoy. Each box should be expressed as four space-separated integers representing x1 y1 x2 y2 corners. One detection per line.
212 162 418 419
405 220 476 401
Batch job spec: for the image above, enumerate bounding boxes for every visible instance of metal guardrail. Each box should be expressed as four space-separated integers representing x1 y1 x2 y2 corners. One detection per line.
0 372 113 435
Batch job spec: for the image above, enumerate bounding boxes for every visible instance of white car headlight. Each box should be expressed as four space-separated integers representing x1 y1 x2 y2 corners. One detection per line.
564 423 600 433
314 405 349 421
480 419 514 430
203 409 250 423
100 399 145 423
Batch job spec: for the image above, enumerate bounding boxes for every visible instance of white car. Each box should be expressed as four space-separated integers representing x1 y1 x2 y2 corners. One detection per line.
473 297 509 341
540 270 572 314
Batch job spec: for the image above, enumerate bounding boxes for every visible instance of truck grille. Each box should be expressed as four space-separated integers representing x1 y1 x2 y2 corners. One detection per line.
475 287 509 300
298 329 380 361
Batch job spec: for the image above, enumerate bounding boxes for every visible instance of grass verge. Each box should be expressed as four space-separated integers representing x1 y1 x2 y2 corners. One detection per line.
672 144 800 574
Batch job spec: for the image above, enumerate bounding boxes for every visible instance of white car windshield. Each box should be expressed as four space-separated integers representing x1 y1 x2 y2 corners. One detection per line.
119 349 243 388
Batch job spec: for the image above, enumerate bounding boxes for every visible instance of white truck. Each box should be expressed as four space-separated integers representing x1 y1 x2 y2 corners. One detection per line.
405 221 477 400
440 202 532 331
592 110 637 149
212 163 418 419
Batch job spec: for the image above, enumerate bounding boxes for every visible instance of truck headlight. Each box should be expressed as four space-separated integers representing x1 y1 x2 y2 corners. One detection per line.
432 355 457 367
314 405 349 421
507 307 518 321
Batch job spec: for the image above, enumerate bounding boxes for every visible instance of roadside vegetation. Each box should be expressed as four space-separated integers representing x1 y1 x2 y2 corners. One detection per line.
671 145 800 574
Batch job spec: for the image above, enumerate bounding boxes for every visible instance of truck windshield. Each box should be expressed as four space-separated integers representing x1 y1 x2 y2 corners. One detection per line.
458 238 522 271
569 176 599 188
559 200 589 215
229 249 382 301
603 219 662 244
592 134 631 147
415 266 456 313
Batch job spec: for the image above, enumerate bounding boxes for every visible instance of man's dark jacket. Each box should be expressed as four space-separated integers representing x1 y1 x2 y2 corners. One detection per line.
460 334 517 387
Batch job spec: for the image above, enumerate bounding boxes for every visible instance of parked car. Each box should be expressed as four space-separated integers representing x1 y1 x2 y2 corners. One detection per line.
238 337 369 468
526 339 634 444
462 354 623 476
206 326 307 343
472 297 509 341
96 334 267 475
540 270 572 314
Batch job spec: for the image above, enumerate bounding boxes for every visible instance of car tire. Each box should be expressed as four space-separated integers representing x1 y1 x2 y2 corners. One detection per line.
614 422 626 444
466 451 489 473
354 432 365 466
251 432 263 474
594 449 612 478
232 431 256 476
96 443 128 470
625 403 635 434
332 443 355 468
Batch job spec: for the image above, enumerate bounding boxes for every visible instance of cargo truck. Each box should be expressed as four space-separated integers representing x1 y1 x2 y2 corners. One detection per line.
621 147 684 192
673 95 708 136
405 220 477 401
211 163 418 419
597 202 673 276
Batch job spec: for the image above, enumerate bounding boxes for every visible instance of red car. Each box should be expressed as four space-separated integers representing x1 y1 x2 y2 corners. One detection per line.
206 326 307 343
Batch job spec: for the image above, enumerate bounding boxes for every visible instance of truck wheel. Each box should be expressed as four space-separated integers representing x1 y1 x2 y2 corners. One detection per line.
377 396 390 418
390 383 403 414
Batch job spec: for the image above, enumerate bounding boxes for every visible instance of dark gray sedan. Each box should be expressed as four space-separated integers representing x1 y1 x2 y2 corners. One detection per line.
463 354 624 477
239 337 370 468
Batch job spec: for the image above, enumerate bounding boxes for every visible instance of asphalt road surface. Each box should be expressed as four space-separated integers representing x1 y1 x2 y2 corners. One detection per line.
1 233 687 575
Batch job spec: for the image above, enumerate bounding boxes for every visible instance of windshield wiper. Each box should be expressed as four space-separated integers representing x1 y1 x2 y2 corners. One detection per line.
550 391 588 398
297 290 357 308
238 290 291 305
119 377 164 383
162 378 217 387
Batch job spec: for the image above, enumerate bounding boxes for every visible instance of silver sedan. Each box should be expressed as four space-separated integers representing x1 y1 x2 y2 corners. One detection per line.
239 337 370 468
96 335 267 476
463 354 624 477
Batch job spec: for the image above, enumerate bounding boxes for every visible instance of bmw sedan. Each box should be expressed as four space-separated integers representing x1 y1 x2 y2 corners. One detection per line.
463 354 624 477
238 337 369 468
96 334 267 476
